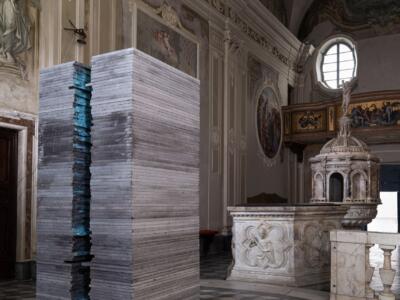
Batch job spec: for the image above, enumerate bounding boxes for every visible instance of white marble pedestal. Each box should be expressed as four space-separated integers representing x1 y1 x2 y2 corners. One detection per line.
227 205 347 287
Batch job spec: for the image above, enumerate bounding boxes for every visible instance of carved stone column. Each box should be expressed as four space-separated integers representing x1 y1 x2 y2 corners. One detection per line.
378 245 396 300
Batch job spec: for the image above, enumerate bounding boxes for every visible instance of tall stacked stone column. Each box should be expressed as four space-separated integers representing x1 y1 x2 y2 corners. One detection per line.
37 62 92 299
37 49 200 299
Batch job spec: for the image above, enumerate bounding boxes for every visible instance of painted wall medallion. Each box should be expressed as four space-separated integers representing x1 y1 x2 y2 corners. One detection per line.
256 86 282 160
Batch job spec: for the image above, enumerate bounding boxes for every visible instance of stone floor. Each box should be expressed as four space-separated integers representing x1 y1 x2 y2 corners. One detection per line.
1 249 399 300
0 252 324 300
0 280 35 300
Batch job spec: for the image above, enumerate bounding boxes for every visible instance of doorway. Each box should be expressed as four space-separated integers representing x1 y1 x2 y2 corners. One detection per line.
0 128 18 279
368 165 400 233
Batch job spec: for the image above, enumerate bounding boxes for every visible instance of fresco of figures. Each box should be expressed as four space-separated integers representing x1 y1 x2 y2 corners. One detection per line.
349 100 400 128
136 9 198 78
256 87 282 159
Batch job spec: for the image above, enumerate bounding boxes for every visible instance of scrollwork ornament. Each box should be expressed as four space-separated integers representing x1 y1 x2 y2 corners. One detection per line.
155 1 183 29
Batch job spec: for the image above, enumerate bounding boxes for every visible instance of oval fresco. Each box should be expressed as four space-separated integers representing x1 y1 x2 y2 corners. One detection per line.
256 87 282 159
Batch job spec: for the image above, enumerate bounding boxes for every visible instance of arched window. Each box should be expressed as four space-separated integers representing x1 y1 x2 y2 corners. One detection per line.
316 36 357 90
329 173 344 202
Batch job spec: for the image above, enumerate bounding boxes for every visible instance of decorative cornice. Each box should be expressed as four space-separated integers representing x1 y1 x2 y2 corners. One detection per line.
202 0 295 69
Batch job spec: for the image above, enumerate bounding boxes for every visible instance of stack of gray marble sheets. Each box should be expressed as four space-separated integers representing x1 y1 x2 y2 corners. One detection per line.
37 62 92 300
90 48 200 300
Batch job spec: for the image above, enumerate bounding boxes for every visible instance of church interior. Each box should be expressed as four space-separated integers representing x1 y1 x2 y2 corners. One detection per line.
1 0 400 299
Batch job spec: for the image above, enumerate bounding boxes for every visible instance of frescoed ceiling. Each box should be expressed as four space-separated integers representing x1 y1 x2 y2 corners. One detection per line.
298 0 400 40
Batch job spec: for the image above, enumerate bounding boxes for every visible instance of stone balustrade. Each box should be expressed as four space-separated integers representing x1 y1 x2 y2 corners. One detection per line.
330 230 400 300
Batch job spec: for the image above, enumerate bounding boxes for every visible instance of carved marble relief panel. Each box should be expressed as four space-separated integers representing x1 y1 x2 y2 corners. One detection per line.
242 223 292 269
296 221 337 270
233 220 293 272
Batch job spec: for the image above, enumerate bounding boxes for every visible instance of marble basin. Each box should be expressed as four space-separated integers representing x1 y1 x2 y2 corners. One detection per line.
227 204 348 287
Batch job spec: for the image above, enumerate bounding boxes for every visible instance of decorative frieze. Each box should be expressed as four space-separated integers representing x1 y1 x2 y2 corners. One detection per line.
202 0 294 68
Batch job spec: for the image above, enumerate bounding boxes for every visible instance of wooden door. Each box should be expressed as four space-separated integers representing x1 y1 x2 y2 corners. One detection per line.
0 128 18 279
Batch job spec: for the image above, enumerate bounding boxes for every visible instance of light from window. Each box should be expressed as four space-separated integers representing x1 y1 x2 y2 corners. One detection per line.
321 42 356 89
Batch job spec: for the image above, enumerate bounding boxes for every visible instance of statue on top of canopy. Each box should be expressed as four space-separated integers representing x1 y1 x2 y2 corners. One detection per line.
341 77 357 116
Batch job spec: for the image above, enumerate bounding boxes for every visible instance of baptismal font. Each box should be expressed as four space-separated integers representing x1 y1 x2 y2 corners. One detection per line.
309 79 380 229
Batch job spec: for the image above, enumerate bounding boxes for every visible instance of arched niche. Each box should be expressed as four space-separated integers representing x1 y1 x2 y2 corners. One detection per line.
352 172 367 200
329 173 344 202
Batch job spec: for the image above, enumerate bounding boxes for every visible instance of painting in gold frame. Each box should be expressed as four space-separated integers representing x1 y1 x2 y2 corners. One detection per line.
337 99 400 129
291 110 326 133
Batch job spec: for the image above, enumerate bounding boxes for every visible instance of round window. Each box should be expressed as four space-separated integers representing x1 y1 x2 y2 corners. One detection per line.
318 38 357 89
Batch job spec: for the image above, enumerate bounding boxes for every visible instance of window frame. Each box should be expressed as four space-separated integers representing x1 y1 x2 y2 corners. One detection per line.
320 42 356 89
315 35 358 92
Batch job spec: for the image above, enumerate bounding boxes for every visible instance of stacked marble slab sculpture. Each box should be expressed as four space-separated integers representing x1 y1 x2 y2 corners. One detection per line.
37 62 92 299
89 48 200 300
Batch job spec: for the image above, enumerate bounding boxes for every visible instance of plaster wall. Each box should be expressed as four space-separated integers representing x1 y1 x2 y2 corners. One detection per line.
296 20 400 104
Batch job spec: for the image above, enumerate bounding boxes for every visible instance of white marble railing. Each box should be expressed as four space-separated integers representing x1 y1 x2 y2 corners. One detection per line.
330 230 400 300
